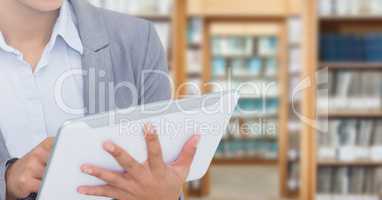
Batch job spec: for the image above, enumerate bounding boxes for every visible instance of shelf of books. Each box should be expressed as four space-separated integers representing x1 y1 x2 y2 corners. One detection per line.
313 0 382 200
208 23 281 164
185 15 286 196
184 13 291 196
185 1 304 198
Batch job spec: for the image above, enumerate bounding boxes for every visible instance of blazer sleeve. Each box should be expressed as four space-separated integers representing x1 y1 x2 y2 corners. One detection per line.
138 22 172 105
0 159 8 200
0 158 19 200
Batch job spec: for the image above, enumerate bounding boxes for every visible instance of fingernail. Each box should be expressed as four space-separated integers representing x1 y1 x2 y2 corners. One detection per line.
151 125 157 134
147 124 154 133
77 187 87 194
143 124 150 137
191 135 201 147
144 124 156 137
103 140 115 152
81 165 93 174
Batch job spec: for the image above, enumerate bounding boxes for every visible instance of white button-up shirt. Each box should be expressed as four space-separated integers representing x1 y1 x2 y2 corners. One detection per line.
0 0 84 158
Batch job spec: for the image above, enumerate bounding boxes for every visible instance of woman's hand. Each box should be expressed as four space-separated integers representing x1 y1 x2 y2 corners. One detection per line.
78 124 200 200
6 138 54 199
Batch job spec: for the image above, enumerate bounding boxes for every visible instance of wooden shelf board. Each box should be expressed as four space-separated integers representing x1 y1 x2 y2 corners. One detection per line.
288 158 300 163
188 0 299 18
239 94 279 99
320 111 382 118
212 157 277 165
212 74 279 81
188 43 202 49
289 71 301 77
320 62 382 70
239 135 278 140
284 190 299 199
316 193 382 198
210 22 282 36
320 15 382 22
318 160 382 166
187 72 201 78
213 54 277 60
289 42 301 48
231 113 278 119
188 189 205 198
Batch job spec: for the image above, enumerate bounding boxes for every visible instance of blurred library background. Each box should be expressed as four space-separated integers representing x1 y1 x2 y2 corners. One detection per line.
88 0 382 200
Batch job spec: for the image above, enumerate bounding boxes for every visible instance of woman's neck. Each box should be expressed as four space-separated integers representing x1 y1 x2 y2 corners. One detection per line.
0 0 59 49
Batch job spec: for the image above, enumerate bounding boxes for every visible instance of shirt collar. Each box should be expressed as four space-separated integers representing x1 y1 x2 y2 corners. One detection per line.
0 33 19 55
47 0 83 55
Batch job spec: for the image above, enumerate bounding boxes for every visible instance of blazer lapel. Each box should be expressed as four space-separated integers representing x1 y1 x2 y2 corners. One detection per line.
82 47 115 115
69 0 115 115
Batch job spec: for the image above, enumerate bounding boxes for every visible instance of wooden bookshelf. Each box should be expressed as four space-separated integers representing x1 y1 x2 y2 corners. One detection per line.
204 16 289 198
192 16 277 196
183 0 305 199
300 1 382 200
202 18 286 163
185 1 305 199
89 1 382 199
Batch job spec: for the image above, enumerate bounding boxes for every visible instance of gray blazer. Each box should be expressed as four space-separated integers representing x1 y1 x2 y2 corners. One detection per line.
0 0 173 199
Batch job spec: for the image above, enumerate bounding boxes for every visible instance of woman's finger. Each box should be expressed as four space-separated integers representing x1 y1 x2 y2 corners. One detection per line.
171 135 200 179
103 140 142 176
144 124 165 173
81 164 132 190
77 185 131 199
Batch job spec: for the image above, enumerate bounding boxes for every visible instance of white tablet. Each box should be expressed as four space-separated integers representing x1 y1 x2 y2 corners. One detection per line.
37 90 239 200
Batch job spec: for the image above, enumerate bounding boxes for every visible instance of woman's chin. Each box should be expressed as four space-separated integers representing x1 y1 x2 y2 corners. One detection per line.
17 0 64 12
